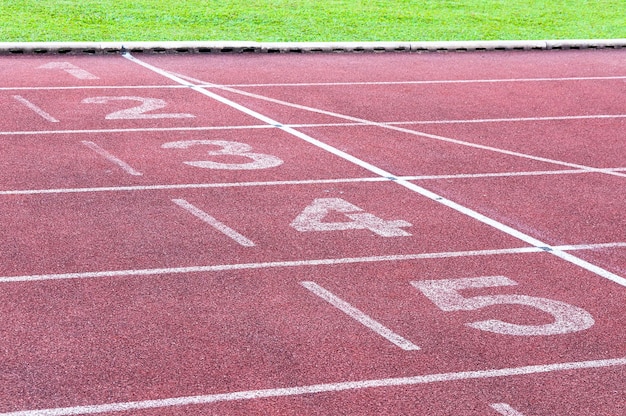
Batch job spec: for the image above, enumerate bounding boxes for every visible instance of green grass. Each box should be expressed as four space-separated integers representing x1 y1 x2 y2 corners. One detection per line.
1 0 624 42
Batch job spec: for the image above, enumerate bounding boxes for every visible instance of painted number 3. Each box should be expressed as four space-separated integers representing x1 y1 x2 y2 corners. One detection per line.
162 140 284 170
412 276 594 336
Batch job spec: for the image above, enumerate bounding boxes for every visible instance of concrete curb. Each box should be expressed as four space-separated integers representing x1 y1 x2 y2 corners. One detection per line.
0 39 625 55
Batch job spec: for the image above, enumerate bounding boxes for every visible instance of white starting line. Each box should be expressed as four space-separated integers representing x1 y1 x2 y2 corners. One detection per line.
0 242 624 284
1 355 624 416
1 167 625 197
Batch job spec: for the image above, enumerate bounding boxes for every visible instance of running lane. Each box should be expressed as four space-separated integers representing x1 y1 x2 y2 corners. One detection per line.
0 253 623 414
0 50 624 415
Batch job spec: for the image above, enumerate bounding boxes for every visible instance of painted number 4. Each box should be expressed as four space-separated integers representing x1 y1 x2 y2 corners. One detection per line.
291 198 412 237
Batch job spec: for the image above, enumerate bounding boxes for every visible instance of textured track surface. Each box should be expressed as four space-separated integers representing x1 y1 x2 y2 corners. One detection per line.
0 50 624 415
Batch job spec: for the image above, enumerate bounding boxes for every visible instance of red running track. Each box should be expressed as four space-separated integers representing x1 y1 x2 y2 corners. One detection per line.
0 50 624 415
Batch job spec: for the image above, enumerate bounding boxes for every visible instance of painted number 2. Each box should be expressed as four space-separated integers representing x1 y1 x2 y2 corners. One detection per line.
82 96 195 119
412 276 594 336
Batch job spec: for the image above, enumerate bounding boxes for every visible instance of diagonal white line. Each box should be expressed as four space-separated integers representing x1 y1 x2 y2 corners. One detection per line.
81 141 142 176
122 54 626 289
12 95 59 122
172 198 255 247
181 76 626 179
301 281 420 350
1 356 624 415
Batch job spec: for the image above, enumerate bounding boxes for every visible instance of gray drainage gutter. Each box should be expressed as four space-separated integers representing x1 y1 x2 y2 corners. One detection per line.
0 39 625 55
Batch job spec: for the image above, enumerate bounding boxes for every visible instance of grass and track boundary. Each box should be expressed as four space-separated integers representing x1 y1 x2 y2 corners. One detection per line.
1 39 625 55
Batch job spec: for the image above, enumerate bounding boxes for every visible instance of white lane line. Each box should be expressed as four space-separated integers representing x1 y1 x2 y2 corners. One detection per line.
172 198 255 247
0 177 385 196
194 78 626 179
389 113 626 125
12 95 59 123
1 75 625 91
224 75 626 87
2 113 626 136
301 281 420 351
0 125 272 136
490 403 526 416
0 247 536 283
2 168 626 197
123 54 626 289
395 128 626 178
403 168 600 180
0 85 184 91
554 242 626 250
81 141 142 176
2 356 624 416
294 115 626 128
0 243 623 284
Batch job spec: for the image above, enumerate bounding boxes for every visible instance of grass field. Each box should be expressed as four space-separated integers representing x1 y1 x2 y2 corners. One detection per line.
1 0 625 42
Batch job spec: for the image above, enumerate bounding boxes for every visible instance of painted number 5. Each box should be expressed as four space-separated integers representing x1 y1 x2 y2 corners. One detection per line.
411 276 594 336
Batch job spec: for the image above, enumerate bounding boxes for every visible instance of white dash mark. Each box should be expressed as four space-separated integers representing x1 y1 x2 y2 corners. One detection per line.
38 62 99 80
301 281 420 351
172 199 255 247
12 95 59 122
81 141 142 176
491 403 526 416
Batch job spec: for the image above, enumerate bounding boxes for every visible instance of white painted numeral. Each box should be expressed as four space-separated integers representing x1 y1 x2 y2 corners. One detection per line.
38 62 99 80
161 140 283 170
491 403 526 416
411 276 594 336
291 198 412 237
82 96 195 119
